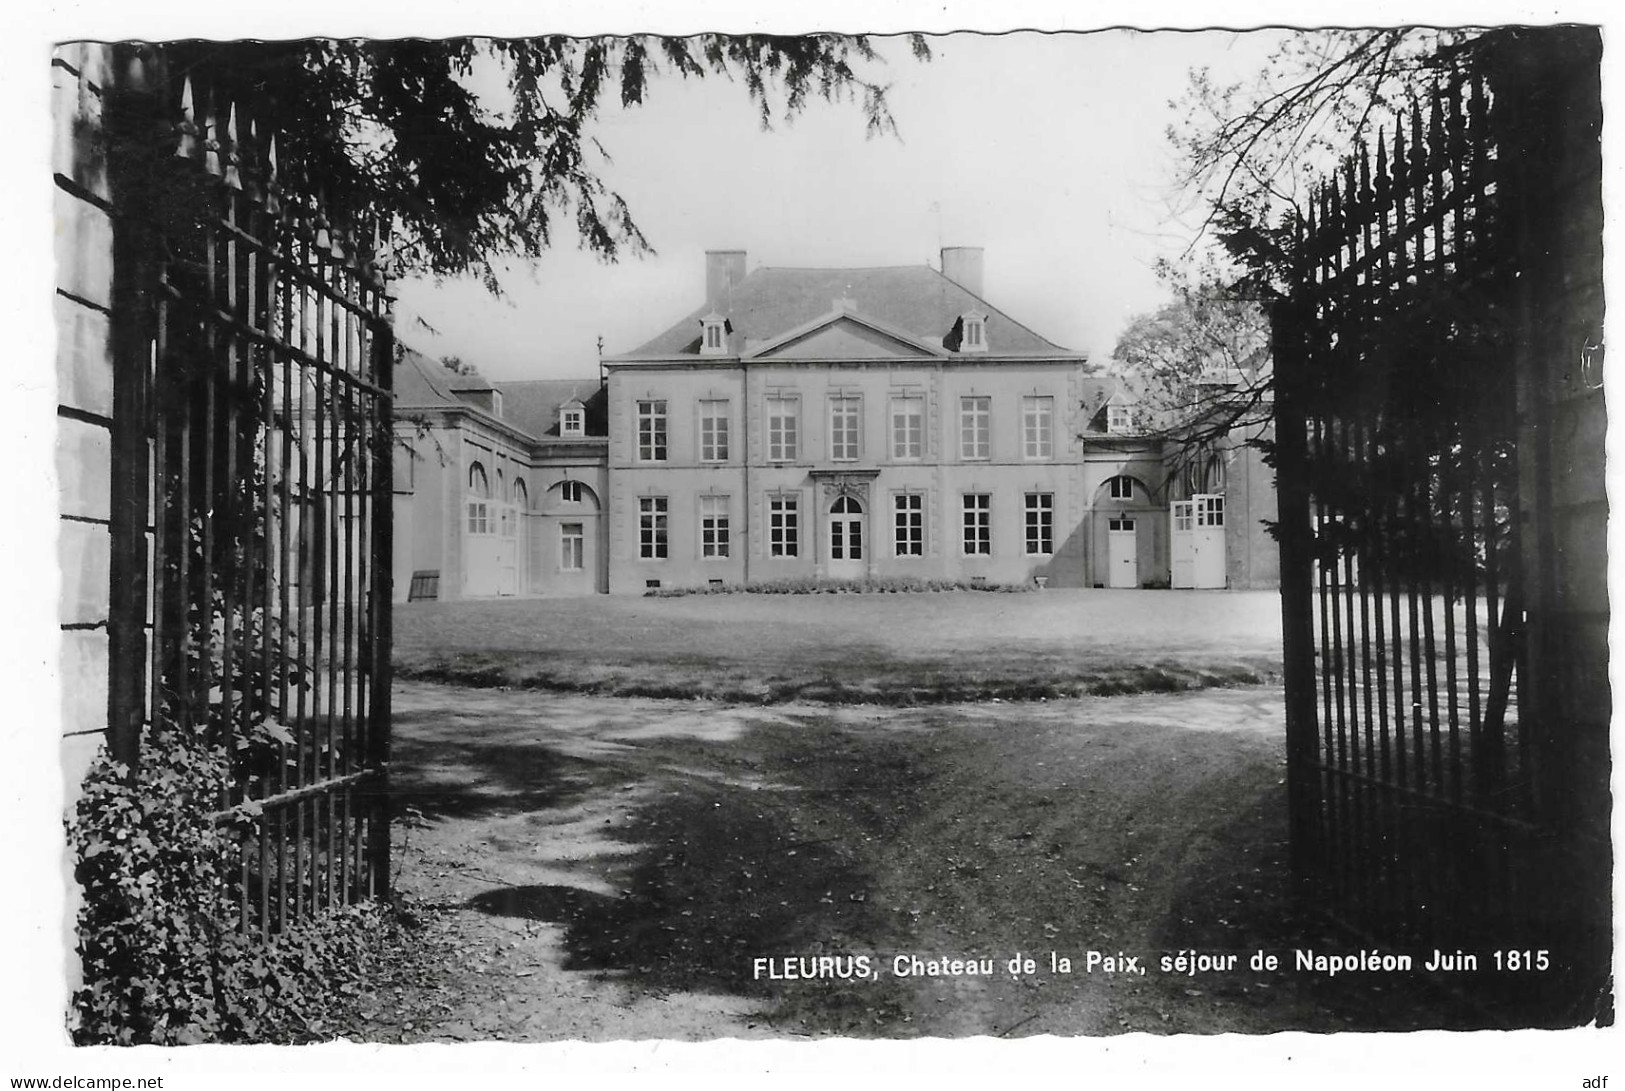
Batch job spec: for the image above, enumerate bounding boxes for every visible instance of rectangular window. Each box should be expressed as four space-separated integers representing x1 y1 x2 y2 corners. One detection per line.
1198 495 1226 527
890 395 923 460
894 493 924 556
1022 396 1054 460
637 399 668 462
466 501 489 535
560 522 584 570
561 480 584 503
1108 405 1134 434
562 408 584 435
960 396 991 460
769 494 799 557
1108 475 1134 500
1025 493 1053 555
701 495 730 559
962 493 991 555
639 496 668 559
700 399 730 462
767 394 799 462
830 396 861 461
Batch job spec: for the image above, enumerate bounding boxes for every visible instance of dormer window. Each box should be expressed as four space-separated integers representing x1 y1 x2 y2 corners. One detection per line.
700 312 730 356
959 312 988 353
1108 405 1135 434
560 401 585 437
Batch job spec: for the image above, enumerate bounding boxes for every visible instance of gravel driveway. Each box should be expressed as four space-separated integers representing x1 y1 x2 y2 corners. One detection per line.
355 680 1478 1041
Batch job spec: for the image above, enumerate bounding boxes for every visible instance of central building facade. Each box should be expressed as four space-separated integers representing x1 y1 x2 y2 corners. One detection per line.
602 248 1138 594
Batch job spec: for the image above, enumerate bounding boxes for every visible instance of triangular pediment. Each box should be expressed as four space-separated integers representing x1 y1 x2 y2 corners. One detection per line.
750 312 945 360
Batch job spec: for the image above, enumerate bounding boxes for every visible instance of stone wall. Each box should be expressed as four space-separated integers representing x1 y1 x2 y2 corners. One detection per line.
53 43 116 801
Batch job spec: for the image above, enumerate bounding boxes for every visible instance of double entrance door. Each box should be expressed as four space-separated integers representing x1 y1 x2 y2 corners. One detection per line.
827 495 865 580
1170 495 1226 589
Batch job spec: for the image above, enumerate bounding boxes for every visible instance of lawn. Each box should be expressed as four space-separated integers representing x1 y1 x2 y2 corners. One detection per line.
393 589 1285 703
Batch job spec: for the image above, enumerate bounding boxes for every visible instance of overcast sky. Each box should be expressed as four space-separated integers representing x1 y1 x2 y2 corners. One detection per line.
391 30 1289 380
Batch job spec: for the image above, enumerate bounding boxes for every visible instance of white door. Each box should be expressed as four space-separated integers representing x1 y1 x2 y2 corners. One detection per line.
496 505 518 595
828 496 866 580
1192 493 1226 589
1108 517 1138 588
464 499 501 596
1171 501 1195 588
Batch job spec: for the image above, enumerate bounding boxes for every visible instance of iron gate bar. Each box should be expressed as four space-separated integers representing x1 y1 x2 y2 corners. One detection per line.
1275 30 1607 1009
102 47 395 937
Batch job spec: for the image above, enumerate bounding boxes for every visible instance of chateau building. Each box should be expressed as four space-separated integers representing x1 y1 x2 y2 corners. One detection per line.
391 247 1277 599
601 248 1169 593
391 348 609 600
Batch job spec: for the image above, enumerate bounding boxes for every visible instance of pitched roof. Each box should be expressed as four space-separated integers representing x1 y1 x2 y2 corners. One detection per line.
614 264 1080 359
497 379 608 438
393 345 606 440
392 345 463 409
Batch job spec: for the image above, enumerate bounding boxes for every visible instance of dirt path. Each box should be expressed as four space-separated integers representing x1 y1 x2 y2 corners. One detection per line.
356 682 1474 1042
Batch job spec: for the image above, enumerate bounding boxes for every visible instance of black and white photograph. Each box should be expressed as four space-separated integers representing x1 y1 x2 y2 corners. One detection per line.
6 0 1618 1084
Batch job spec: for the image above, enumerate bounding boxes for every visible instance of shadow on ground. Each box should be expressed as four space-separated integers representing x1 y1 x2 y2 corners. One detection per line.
383 682 1541 1039
460 717 924 1000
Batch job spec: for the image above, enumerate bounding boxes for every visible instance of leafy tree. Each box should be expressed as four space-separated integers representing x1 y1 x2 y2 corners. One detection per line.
1135 30 1483 471
1165 28 1478 282
1111 271 1269 422
156 36 929 289
1108 265 1272 504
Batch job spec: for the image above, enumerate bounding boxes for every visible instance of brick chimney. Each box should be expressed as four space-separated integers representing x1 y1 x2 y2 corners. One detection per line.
706 250 747 309
940 246 985 299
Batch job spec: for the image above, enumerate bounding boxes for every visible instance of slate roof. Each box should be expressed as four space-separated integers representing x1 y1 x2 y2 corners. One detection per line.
393 345 607 441
393 346 464 409
615 265 1081 359
498 379 609 439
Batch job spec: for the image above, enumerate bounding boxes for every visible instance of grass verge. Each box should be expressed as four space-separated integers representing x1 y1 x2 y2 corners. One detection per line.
393 652 1275 704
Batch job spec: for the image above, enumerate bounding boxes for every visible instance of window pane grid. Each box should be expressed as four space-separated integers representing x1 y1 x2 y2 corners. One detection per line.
960 396 990 460
637 400 668 462
1023 396 1053 459
894 493 924 556
769 495 799 557
639 496 668 559
1024 492 1053 555
768 396 799 461
560 522 584 570
831 397 861 461
891 397 923 460
701 400 730 462
701 495 731 558
962 493 991 554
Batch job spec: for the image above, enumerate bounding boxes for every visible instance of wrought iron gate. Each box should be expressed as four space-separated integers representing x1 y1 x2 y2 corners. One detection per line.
105 46 395 935
1271 29 1608 1016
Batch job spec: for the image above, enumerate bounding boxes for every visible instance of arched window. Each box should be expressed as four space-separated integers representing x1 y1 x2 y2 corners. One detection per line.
466 462 491 535
1205 454 1226 492
1107 475 1135 501
513 477 529 509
